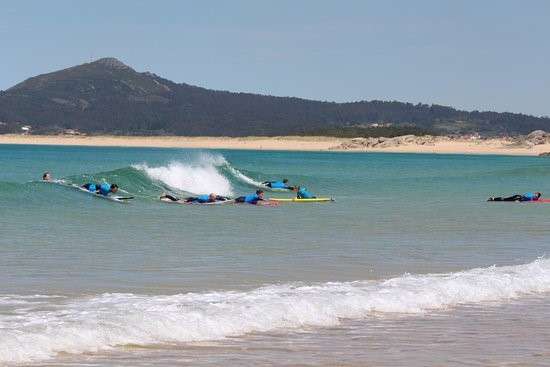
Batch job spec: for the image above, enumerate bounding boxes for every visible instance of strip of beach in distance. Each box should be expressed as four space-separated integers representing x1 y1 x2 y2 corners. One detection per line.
1 134 550 156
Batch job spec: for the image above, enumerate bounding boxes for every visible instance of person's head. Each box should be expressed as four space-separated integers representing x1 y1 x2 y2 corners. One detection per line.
283 179 288 184
110 184 119 193
535 192 542 199
293 185 300 192
43 172 51 181
209 193 217 202
256 189 264 197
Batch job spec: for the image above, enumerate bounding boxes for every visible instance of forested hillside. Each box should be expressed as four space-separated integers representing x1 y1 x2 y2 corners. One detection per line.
0 58 548 136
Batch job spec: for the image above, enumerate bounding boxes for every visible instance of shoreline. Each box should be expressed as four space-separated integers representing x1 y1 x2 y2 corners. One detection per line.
1 134 550 156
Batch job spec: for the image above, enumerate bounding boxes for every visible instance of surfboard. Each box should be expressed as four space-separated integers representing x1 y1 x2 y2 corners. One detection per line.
74 185 133 203
160 197 232 205
259 200 281 205
108 196 134 202
268 197 334 202
487 199 550 203
233 200 282 205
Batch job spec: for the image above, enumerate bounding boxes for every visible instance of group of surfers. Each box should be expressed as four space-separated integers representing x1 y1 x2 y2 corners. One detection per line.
42 173 316 205
160 178 317 204
261 178 316 199
43 172 543 204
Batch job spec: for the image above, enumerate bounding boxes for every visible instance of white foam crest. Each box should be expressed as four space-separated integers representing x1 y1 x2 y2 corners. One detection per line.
1 258 549 363
134 153 233 195
226 165 264 187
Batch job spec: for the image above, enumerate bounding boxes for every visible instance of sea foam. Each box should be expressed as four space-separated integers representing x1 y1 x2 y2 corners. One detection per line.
134 152 233 196
1 258 549 363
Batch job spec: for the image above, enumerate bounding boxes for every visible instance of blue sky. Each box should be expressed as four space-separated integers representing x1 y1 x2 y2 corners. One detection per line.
1 0 549 117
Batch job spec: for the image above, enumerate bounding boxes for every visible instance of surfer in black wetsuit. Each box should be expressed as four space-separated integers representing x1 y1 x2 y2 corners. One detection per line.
487 192 541 201
160 193 230 203
159 193 181 202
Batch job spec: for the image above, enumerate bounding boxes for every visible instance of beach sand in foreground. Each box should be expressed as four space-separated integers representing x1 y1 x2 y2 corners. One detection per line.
1 134 550 156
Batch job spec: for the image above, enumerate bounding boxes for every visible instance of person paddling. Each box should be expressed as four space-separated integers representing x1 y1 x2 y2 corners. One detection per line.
160 193 229 203
234 189 266 204
262 179 293 190
82 183 119 196
293 186 316 199
487 192 541 201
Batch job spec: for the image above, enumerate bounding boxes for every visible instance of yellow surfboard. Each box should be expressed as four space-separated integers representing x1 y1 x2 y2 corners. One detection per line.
268 197 334 202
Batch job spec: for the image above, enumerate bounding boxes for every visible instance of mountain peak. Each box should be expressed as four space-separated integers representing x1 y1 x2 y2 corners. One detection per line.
91 57 131 70
1 58 548 136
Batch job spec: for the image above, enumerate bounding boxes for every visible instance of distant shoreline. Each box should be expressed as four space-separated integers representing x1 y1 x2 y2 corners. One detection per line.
1 134 550 156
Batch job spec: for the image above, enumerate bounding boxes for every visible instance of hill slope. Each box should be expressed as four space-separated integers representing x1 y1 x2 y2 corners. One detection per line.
0 57 548 136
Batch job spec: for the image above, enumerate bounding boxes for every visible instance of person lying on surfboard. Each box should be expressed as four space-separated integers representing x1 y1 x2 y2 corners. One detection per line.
234 189 266 204
160 193 230 203
293 186 316 199
262 179 293 190
487 192 541 201
82 183 118 196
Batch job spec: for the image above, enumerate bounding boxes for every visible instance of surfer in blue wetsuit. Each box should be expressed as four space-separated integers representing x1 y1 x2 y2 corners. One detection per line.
82 183 119 196
488 192 541 201
188 193 219 203
234 189 266 204
262 179 293 190
293 186 316 199
160 193 230 203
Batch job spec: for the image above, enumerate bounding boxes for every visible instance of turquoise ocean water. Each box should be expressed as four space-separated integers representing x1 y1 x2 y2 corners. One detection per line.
1 144 549 366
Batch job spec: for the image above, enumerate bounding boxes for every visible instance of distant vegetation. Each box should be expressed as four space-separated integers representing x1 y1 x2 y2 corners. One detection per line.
1 57 549 137
302 125 434 138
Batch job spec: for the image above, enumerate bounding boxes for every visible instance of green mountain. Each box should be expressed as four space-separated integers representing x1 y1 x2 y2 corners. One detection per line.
0 57 548 136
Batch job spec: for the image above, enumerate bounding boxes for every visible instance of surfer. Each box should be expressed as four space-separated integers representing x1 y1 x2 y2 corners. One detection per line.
42 172 65 184
234 189 266 204
487 192 541 201
293 186 316 199
82 183 119 196
160 193 230 203
262 179 293 190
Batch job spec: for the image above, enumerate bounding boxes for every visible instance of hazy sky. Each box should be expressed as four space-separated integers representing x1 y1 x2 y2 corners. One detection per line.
1 0 549 117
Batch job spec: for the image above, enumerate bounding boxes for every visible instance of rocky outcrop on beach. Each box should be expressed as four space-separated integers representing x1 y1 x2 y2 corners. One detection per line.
508 130 550 156
331 130 550 152
329 134 437 150
511 130 550 147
